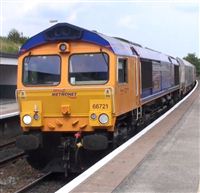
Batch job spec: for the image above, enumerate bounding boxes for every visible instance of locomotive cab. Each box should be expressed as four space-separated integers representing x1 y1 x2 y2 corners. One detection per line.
16 23 141 173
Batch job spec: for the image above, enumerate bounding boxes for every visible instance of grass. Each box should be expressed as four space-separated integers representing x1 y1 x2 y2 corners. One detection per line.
0 37 22 54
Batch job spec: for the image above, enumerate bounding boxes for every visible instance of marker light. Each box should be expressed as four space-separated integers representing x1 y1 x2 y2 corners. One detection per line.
33 113 39 120
90 113 97 120
23 115 32 125
99 114 109 124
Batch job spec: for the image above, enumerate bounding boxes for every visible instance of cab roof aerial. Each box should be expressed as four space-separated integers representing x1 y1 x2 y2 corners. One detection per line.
19 22 171 63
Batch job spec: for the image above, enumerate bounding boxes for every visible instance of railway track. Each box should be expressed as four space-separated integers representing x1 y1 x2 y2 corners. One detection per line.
0 151 25 166
0 139 16 149
14 172 52 193
0 139 25 167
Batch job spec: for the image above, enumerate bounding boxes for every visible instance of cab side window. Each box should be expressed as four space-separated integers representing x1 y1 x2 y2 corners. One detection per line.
118 58 128 83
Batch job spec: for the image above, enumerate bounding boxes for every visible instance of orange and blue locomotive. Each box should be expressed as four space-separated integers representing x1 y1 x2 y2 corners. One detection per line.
16 23 196 174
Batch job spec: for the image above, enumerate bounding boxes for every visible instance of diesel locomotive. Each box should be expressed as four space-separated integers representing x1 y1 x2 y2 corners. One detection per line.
16 23 196 174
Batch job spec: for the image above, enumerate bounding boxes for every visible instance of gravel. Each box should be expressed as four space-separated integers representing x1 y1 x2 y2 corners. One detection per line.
0 159 43 193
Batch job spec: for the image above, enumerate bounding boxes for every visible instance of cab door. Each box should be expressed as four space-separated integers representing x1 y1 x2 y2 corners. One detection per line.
115 57 139 116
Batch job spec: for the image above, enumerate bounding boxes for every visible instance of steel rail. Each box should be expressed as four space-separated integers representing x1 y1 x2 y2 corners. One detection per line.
14 172 52 193
0 151 25 166
0 140 16 150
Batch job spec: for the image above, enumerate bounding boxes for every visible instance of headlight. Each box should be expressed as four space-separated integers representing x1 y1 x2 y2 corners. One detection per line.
59 43 67 52
99 114 109 124
23 115 32 125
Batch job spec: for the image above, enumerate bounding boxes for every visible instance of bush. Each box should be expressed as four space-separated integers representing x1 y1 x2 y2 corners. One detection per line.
184 53 200 77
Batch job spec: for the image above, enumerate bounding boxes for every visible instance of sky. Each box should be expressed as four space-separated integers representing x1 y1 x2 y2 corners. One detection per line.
1 0 199 58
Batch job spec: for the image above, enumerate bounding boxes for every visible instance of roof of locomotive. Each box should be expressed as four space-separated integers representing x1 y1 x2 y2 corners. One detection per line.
19 22 172 63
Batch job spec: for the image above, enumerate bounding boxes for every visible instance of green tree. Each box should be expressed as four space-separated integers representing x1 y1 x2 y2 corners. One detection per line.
7 29 21 43
184 53 200 77
7 29 28 44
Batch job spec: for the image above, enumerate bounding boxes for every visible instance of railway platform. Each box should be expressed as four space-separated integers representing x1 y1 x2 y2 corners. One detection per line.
0 99 19 119
113 88 200 193
57 83 199 193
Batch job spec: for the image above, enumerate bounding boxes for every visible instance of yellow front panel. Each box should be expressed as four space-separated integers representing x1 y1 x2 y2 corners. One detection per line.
18 88 114 131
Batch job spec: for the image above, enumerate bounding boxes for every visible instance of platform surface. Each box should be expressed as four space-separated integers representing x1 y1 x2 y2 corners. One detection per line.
113 91 200 193
0 99 19 119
